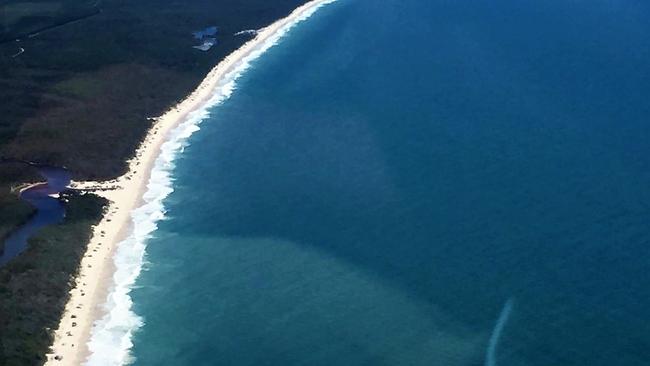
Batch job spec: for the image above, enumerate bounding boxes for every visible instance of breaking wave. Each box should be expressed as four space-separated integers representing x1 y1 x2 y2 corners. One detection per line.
84 1 338 365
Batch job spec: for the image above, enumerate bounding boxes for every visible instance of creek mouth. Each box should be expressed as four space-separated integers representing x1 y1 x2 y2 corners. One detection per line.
0 166 70 266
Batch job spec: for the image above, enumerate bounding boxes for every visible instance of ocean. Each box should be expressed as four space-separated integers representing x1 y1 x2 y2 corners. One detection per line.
90 0 650 365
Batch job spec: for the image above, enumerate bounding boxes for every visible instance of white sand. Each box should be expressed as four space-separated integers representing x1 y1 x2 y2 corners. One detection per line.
44 1 334 364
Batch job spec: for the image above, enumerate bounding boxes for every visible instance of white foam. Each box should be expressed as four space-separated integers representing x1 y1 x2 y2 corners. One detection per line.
485 298 515 366
234 29 259 36
84 1 338 365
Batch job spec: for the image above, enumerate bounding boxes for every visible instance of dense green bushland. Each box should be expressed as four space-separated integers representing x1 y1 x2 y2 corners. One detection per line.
0 193 106 366
0 1 99 44
0 163 38 244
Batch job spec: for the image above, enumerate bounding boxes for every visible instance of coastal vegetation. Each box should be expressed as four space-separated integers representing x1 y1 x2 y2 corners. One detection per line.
0 162 37 243
0 1 100 44
0 193 33 243
0 194 106 365
0 0 306 364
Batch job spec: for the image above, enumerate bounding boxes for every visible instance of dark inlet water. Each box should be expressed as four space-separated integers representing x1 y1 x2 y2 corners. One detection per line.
0 167 69 266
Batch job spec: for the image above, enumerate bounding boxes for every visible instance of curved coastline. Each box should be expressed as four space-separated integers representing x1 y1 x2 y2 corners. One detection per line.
44 1 338 364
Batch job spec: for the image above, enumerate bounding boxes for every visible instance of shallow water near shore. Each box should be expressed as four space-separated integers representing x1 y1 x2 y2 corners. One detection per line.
125 0 649 365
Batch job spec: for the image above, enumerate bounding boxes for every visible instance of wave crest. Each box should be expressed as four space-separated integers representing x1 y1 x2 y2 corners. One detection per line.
84 1 338 365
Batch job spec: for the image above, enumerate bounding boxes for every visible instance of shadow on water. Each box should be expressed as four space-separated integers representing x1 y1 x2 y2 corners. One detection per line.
0 166 70 266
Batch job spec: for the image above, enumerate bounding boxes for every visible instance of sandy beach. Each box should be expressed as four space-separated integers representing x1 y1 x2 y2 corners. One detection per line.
44 1 333 364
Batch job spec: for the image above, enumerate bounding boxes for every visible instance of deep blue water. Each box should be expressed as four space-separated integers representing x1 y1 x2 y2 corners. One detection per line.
129 1 650 365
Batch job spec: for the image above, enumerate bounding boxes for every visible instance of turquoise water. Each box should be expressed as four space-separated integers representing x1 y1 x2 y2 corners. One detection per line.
128 1 650 365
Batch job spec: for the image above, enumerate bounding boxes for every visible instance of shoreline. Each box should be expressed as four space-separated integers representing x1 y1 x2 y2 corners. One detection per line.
17 182 47 195
44 0 336 364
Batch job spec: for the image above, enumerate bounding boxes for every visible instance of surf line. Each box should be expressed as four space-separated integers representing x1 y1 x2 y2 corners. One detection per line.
485 298 515 366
